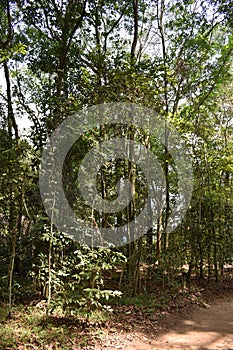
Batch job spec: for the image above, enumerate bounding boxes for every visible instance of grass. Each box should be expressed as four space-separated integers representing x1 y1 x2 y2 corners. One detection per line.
0 295 161 349
0 303 106 350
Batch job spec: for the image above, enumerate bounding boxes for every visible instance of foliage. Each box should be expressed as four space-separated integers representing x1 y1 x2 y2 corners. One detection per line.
0 0 233 323
51 246 126 317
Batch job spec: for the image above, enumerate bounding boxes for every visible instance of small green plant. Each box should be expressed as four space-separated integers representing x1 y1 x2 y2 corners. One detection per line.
51 246 126 319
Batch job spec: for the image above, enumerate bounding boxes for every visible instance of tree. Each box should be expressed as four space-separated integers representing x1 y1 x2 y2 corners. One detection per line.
0 0 233 311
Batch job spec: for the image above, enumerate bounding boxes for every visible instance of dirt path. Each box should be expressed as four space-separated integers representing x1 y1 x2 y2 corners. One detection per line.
116 293 233 350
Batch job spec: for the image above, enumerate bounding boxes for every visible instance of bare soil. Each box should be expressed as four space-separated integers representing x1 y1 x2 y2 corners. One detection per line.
114 295 233 350
101 291 233 350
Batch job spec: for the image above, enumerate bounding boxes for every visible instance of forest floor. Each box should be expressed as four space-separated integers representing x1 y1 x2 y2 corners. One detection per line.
101 288 233 350
0 277 233 350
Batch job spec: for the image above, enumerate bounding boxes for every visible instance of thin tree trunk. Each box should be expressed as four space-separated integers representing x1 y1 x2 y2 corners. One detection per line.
130 0 138 65
3 56 19 318
157 0 170 249
156 215 162 260
46 194 55 316
3 61 19 140
8 229 16 318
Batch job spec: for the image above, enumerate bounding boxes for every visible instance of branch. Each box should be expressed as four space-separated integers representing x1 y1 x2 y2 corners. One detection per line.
0 0 13 49
66 0 87 52
196 47 233 109
16 73 42 135
0 92 8 102
103 3 129 53
80 55 98 74
130 0 139 64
